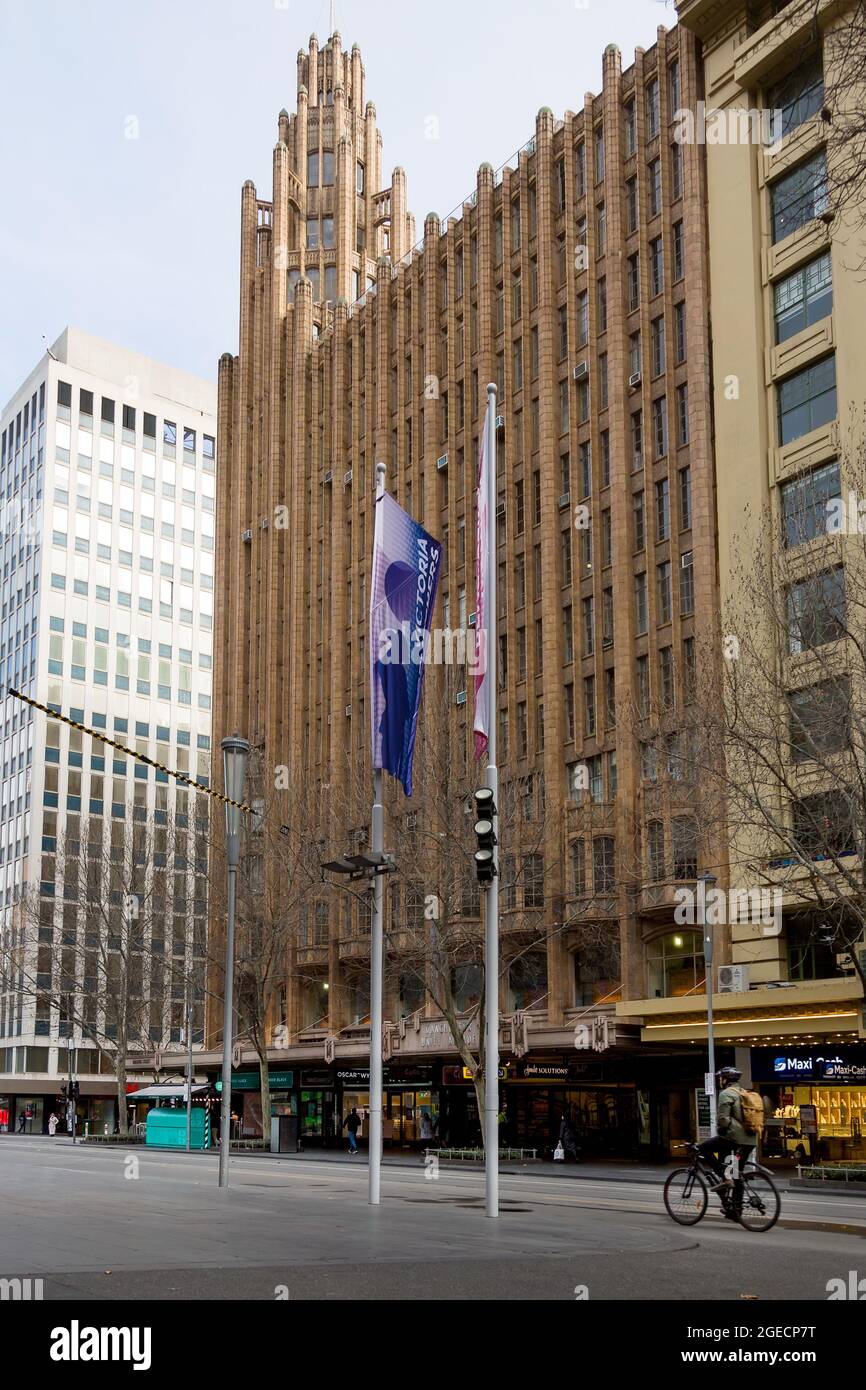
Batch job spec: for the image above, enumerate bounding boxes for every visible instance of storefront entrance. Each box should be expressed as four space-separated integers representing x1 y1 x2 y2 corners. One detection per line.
338 1089 438 1147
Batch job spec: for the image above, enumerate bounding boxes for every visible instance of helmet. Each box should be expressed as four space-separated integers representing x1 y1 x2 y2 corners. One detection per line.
718 1066 742 1084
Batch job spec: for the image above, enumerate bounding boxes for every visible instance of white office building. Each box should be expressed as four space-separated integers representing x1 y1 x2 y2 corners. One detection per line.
0 328 217 1132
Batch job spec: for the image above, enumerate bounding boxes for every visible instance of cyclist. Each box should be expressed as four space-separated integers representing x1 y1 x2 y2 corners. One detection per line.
697 1066 756 1220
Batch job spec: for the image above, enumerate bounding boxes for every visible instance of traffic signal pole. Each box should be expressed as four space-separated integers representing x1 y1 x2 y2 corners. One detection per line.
483 384 499 1221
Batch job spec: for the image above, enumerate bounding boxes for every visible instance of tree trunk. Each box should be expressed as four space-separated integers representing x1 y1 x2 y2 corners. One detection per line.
259 1051 271 1150
115 1041 129 1135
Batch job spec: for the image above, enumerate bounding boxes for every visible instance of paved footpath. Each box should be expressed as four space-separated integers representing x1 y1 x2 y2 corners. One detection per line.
1 1136 863 1300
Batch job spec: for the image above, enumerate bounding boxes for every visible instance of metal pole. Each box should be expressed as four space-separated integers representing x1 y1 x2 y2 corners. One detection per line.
219 863 237 1187
369 461 387 1206
68 1035 75 1145
185 984 193 1153
219 734 249 1188
484 383 499 1220
699 875 716 1084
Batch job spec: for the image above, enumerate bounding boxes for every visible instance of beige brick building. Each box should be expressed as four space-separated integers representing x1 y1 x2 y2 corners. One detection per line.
210 20 864 1156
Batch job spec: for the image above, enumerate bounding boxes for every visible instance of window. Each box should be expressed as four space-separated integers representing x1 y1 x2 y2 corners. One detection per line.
593 837 615 894
648 158 662 218
787 566 845 653
655 477 670 540
626 176 638 234
781 460 840 548
602 510 612 567
597 276 607 332
584 675 596 737
637 654 650 716
679 467 692 531
768 55 824 141
635 572 648 634
774 252 832 343
675 301 687 362
771 152 828 243
673 220 685 281
646 78 660 139
657 560 673 624
577 291 589 346
680 550 694 615
647 930 704 999
669 59 681 114
356 160 365 194
563 606 574 664
778 356 836 445
788 677 849 763
651 315 666 376
575 141 586 198
600 430 610 488
571 839 587 894
595 127 605 183
649 236 664 296
604 664 616 724
321 150 334 185
596 202 606 254
598 353 608 409
624 100 636 156
633 490 646 551
648 821 665 881
659 645 675 706
676 383 689 445
672 817 697 880
307 150 319 186
671 142 683 201
652 396 668 459
583 595 595 655
627 253 640 311
631 411 643 468
792 790 855 858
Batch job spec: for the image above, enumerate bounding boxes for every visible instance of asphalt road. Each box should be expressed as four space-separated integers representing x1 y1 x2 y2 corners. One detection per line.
1 1136 864 1300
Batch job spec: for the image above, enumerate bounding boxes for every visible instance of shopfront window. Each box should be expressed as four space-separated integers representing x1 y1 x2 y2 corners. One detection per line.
646 930 704 998
785 918 842 981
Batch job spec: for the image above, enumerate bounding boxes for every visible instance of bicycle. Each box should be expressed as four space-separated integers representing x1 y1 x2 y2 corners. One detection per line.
663 1143 781 1232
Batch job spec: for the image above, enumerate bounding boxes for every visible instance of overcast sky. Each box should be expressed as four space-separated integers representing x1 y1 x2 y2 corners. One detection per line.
0 0 675 402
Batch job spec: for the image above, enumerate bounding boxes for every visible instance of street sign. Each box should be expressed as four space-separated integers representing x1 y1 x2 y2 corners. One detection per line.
232 1042 243 1069
704 1071 716 1096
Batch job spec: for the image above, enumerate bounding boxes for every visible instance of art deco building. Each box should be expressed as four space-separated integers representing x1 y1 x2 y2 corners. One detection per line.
211 25 735 1154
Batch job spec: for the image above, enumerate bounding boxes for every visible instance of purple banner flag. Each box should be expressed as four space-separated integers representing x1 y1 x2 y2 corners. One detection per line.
369 492 443 797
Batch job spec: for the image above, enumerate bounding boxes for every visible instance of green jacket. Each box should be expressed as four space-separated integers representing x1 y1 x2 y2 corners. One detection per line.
716 1085 757 1148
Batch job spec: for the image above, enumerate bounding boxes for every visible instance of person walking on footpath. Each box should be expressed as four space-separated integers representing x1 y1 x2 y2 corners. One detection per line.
48 1112 59 1137
343 1106 362 1155
558 1110 580 1163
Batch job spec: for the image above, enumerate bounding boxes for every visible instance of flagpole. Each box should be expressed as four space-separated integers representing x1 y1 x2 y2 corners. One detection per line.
484 383 499 1220
369 461 387 1206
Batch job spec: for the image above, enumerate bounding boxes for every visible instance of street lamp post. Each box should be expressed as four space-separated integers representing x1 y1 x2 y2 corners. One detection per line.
185 973 194 1153
219 734 250 1189
698 872 718 1088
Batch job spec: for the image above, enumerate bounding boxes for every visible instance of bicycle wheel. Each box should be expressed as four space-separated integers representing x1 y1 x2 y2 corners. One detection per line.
737 1171 780 1232
664 1167 709 1225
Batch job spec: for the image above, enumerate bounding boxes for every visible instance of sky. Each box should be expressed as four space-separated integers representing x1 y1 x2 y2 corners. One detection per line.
0 0 676 403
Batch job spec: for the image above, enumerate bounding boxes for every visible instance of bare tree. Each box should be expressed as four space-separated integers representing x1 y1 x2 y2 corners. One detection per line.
8 805 207 1134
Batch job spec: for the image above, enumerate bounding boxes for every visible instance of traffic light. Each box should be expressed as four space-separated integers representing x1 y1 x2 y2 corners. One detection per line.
60 1083 68 1105
473 787 498 884
71 1081 80 1101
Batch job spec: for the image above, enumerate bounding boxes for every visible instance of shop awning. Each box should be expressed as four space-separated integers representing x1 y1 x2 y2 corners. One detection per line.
128 1084 211 1101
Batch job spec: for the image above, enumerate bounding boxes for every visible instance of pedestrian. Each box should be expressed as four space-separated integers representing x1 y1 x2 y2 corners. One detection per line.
48 1112 58 1137
17 1110 26 1133
419 1109 434 1147
559 1110 580 1163
343 1106 361 1154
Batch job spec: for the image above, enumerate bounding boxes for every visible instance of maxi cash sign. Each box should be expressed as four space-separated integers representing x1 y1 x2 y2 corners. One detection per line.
771 1053 866 1083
